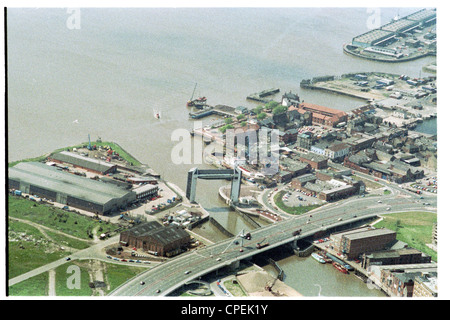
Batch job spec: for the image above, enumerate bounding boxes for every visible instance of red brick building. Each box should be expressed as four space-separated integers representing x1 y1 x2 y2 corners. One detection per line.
298 152 328 169
289 102 348 127
120 221 190 257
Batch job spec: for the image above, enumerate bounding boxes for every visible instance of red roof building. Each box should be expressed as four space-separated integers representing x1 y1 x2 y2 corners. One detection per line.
289 102 348 127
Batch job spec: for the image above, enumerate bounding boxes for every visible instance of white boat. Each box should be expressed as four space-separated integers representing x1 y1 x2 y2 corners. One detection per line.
154 109 161 119
311 252 326 264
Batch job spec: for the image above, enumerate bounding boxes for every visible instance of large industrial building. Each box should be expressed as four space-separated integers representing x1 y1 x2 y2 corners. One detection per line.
119 221 191 257
8 162 136 215
351 8 436 49
49 151 117 175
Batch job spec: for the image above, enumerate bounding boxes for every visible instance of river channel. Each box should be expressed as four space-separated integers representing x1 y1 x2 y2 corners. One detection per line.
7 7 436 297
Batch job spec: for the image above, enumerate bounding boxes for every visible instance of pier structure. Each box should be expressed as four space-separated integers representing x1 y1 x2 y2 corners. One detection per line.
344 8 436 63
189 104 239 119
246 88 280 103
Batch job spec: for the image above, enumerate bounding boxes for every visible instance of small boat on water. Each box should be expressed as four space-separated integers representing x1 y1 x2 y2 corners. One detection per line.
154 109 161 119
326 252 353 270
311 252 326 264
317 251 332 263
332 262 349 274
186 83 207 109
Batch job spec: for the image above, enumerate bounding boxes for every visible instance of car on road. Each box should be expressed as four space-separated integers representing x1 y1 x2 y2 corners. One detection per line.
386 207 391 211
156 289 160 293
140 281 145 285
185 270 191 275
66 257 71 261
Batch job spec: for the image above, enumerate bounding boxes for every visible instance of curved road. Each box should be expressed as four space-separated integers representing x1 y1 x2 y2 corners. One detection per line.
110 183 436 296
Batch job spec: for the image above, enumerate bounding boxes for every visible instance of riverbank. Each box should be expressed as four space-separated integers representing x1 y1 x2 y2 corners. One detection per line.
236 270 302 297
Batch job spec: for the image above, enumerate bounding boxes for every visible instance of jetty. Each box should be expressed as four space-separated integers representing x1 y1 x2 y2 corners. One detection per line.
189 104 238 119
246 88 280 103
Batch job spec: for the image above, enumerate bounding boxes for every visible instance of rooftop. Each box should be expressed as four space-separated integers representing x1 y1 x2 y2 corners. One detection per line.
344 228 396 241
353 29 393 44
299 152 328 163
51 151 116 174
9 162 133 205
123 221 190 246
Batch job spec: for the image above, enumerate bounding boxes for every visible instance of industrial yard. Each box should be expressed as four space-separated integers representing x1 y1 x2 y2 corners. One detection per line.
344 8 436 62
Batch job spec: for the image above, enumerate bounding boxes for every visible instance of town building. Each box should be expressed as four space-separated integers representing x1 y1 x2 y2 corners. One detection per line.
413 272 438 297
362 248 432 270
298 152 328 170
119 221 191 257
342 134 377 152
326 142 350 160
288 102 348 127
368 264 437 298
281 91 300 107
290 173 317 190
279 158 311 178
297 131 313 150
274 170 293 184
279 128 299 144
318 183 356 201
133 184 159 201
329 227 397 260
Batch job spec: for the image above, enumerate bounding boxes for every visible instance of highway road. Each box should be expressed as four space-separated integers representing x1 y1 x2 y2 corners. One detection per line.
110 184 436 297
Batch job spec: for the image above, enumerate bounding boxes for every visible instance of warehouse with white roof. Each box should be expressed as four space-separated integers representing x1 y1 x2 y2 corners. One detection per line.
8 162 136 215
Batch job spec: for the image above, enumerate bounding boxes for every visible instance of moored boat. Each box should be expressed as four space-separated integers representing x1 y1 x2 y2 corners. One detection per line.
311 252 326 264
317 251 332 263
187 83 207 108
332 262 349 274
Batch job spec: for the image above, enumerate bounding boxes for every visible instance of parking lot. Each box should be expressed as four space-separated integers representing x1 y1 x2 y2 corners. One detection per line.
279 189 326 208
410 176 437 195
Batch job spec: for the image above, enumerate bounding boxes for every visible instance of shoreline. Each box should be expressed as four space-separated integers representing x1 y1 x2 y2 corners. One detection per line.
343 44 436 64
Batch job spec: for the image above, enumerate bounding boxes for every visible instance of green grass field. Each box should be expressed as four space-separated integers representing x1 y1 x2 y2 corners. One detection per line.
8 219 68 279
9 260 148 296
8 273 49 296
8 195 120 280
374 211 437 262
274 191 321 215
8 195 117 240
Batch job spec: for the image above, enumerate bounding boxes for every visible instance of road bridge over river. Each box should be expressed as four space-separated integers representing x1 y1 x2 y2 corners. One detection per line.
110 187 436 297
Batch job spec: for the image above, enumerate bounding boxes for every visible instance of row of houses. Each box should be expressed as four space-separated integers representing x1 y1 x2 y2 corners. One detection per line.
344 153 424 184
